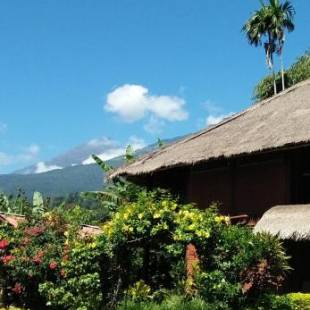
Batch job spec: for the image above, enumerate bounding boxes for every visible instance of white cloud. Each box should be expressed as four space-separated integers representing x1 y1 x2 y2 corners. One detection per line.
0 122 7 134
144 116 165 135
206 113 233 127
24 144 40 156
104 84 188 123
0 152 12 166
35 162 62 174
0 144 40 167
128 135 146 150
87 137 114 147
148 95 188 121
203 100 223 115
201 100 234 128
82 148 124 165
82 136 146 165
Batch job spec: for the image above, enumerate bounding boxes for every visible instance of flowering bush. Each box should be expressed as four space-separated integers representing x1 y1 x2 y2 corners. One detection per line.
0 187 290 310
39 236 108 310
195 226 290 308
0 213 67 308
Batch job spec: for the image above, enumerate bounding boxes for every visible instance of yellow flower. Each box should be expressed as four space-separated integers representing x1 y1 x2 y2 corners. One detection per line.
122 225 133 233
90 242 97 249
171 202 177 210
188 224 196 231
162 200 168 208
153 212 161 219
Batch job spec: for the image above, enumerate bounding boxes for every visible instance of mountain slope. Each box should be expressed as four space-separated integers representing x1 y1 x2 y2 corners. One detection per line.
0 136 185 197
0 164 103 197
14 137 129 174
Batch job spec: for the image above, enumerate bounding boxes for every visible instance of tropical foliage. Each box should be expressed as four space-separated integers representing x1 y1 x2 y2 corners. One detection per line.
0 182 292 309
253 50 310 101
243 0 295 95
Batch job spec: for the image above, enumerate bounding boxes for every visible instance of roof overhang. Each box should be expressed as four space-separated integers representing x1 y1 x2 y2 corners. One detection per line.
254 204 310 240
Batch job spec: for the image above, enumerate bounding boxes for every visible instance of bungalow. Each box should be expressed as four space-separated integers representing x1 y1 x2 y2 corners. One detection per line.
111 79 310 292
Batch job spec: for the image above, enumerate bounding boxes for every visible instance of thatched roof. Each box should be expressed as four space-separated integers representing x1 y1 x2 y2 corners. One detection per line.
0 213 26 228
79 224 102 238
111 79 310 178
254 205 310 240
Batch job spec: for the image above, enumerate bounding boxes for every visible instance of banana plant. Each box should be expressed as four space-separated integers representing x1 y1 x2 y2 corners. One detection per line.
125 144 135 163
81 154 141 217
0 192 9 213
157 137 164 148
32 191 45 215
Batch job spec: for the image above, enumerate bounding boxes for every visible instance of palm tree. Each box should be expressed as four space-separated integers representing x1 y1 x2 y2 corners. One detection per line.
268 0 295 91
243 2 277 95
243 0 295 95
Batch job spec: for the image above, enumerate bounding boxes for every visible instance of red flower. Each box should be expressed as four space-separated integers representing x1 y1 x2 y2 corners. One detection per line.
11 283 24 295
25 226 45 236
49 261 58 270
1 255 14 264
0 239 9 250
32 250 44 265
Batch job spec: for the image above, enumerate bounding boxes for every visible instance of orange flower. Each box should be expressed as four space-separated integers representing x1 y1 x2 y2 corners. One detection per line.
1 255 14 264
49 261 58 270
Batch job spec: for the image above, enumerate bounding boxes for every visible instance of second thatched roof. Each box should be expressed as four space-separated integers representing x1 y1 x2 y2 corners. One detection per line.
254 205 310 240
111 79 310 178
0 213 26 228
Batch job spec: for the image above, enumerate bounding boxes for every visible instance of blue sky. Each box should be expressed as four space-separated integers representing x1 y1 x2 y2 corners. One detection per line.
0 0 309 173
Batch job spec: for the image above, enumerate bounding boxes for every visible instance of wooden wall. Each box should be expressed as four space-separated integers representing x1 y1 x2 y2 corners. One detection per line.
187 157 290 217
129 147 310 218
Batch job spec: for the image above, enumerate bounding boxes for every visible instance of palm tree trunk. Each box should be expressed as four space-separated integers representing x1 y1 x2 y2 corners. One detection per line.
266 35 277 96
280 51 285 91
272 68 277 95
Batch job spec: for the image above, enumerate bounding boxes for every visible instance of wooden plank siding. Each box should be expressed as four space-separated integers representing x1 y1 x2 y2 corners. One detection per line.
130 146 310 219
187 158 290 218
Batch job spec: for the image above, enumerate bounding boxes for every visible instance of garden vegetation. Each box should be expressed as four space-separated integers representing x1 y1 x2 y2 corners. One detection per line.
254 50 310 101
0 157 308 309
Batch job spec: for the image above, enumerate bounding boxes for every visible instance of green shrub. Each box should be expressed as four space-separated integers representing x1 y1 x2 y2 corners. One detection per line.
254 50 310 101
194 226 290 308
39 236 108 310
0 187 291 309
288 293 310 310
118 295 218 310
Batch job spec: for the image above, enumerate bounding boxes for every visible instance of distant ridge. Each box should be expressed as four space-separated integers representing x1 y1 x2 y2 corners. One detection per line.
0 135 185 197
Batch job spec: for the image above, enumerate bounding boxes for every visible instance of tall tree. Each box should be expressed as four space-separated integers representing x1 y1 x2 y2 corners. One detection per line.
268 0 295 91
242 0 295 95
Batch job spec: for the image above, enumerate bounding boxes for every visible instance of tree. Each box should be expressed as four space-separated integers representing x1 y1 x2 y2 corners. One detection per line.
267 0 295 91
243 0 295 95
253 50 310 101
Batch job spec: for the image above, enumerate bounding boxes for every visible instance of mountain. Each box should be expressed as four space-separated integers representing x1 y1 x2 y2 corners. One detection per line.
0 136 185 198
0 164 103 198
14 137 142 175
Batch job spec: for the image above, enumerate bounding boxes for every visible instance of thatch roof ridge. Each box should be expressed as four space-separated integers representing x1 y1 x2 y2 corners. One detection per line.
79 224 102 238
111 79 310 178
254 204 310 240
0 212 26 228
